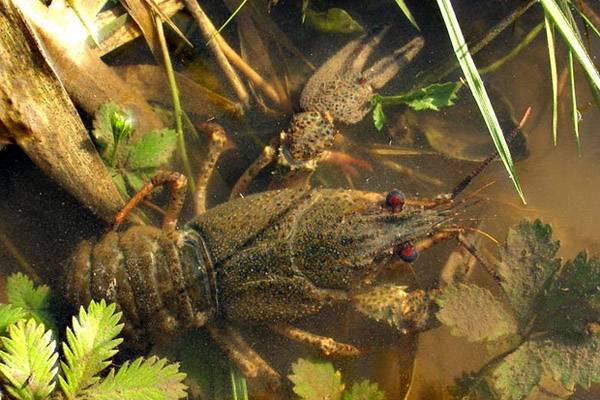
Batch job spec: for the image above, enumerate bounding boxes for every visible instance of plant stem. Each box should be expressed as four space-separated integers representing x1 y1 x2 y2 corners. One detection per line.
154 13 195 193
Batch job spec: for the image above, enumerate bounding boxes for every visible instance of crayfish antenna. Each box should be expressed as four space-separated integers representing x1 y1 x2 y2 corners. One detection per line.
450 106 532 200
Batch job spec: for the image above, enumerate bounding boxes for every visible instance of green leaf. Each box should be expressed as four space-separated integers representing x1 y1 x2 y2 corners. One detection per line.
0 319 58 400
540 0 600 95
538 252 600 334
289 358 344 400
436 284 518 342
496 219 561 327
92 102 119 159
435 0 525 203
6 273 56 335
393 0 420 31
124 171 147 193
342 380 385 400
544 14 559 145
126 129 177 170
0 304 27 335
379 82 462 112
490 342 543 400
304 8 364 34
59 300 124 399
372 101 386 131
533 334 600 391
80 356 187 400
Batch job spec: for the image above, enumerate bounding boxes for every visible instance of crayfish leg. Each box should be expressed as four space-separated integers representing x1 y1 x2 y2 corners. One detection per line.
194 122 229 214
229 141 277 199
206 323 281 389
270 323 361 357
113 171 187 233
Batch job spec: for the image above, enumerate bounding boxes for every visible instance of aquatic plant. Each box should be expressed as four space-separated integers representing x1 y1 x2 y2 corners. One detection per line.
289 358 385 400
435 220 600 399
0 273 187 400
92 101 177 195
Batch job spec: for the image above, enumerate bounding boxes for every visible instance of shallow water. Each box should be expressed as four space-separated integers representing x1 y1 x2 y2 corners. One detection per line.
1 0 600 399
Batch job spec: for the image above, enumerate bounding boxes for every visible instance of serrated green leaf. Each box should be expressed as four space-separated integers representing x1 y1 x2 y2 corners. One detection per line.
304 8 364 34
6 273 56 335
92 102 119 160
533 333 600 391
126 129 177 170
79 356 187 400
384 82 462 112
372 101 385 131
59 300 124 399
289 358 344 400
0 319 58 400
538 252 600 334
436 284 518 342
0 305 27 335
490 341 543 400
497 219 561 327
342 380 385 400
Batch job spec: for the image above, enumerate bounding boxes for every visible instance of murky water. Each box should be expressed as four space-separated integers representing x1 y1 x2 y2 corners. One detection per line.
1 0 600 399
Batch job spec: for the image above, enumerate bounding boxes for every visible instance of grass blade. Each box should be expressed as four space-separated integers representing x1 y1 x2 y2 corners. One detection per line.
208 0 249 45
540 0 600 91
393 0 420 31
435 0 525 203
544 14 559 145
568 50 581 153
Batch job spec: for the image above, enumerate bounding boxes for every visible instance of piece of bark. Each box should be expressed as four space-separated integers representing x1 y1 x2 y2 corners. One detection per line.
0 0 125 222
94 0 184 57
16 0 163 138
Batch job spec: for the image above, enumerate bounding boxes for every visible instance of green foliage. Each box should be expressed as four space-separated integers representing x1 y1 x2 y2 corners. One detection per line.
6 273 56 335
371 82 461 131
78 356 187 400
289 358 385 400
0 319 57 400
496 219 561 327
436 284 518 342
392 0 420 31
0 305 27 335
437 220 600 399
289 358 344 400
92 101 177 194
342 380 385 400
0 274 187 400
59 300 124 398
304 8 364 34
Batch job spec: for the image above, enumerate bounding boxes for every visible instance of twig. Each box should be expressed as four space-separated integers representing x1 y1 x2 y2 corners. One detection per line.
154 12 195 193
182 0 250 107
183 0 284 109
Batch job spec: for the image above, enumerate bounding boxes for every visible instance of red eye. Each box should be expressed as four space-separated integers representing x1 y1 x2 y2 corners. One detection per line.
397 242 418 263
386 189 405 213
357 77 367 86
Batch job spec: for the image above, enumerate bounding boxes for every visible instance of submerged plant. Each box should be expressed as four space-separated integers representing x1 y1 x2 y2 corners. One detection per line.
289 358 385 400
92 101 177 196
434 220 600 399
0 274 186 400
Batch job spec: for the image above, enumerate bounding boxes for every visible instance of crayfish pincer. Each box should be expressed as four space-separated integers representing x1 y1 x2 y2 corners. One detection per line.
64 171 465 386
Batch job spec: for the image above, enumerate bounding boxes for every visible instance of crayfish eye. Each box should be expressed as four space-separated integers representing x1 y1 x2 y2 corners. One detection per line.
397 242 419 263
385 189 406 213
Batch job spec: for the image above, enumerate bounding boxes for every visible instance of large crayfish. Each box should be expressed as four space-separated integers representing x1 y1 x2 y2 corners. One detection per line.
64 166 463 386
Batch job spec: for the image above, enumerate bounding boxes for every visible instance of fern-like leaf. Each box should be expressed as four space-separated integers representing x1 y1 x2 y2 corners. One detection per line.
0 304 27 335
80 356 187 400
0 319 58 400
5 273 56 334
59 300 123 399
